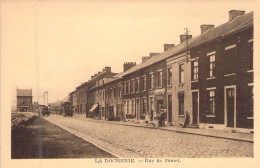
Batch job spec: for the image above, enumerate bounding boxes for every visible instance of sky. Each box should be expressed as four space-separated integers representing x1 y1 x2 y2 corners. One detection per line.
1 0 257 104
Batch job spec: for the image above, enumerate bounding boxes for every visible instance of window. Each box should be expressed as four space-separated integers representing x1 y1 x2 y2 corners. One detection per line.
209 54 216 77
192 59 198 81
149 97 154 114
126 81 129 94
208 90 215 114
142 98 147 116
178 92 184 115
167 67 172 85
248 86 254 117
123 83 126 95
118 86 121 98
249 41 253 70
124 100 127 114
128 81 130 94
143 76 146 91
149 73 153 90
102 91 105 100
114 87 117 98
131 80 135 93
110 88 113 99
136 78 139 92
127 100 130 114
179 64 184 83
132 99 135 115
158 71 162 87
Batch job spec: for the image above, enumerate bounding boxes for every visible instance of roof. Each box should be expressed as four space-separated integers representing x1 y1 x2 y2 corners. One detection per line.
122 11 253 76
17 89 32 97
50 96 70 106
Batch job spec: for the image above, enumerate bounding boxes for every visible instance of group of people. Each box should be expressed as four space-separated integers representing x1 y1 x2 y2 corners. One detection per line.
145 109 190 128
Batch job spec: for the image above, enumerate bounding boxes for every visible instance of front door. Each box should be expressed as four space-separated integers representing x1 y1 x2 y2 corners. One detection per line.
226 88 235 127
192 91 199 124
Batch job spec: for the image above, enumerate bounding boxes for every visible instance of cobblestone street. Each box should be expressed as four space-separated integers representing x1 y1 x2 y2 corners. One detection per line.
44 115 253 158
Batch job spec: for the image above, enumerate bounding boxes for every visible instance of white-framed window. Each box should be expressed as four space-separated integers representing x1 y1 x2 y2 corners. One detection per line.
192 59 198 81
208 89 216 114
209 54 216 78
158 70 163 88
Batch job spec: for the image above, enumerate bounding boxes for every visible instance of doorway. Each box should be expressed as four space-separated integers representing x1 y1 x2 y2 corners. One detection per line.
225 86 236 128
192 91 199 124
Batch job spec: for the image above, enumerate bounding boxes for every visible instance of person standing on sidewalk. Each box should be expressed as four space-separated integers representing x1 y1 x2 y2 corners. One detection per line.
182 111 190 128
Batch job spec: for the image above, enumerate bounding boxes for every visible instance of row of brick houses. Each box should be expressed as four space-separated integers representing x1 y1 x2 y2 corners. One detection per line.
69 10 253 133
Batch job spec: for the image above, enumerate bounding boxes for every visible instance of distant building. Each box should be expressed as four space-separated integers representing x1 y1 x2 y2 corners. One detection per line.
17 88 32 112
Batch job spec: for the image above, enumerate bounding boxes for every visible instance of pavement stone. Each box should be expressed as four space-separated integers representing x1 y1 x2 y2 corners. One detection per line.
44 115 253 158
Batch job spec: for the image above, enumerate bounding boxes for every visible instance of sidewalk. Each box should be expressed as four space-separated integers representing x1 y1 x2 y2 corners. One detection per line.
75 116 253 143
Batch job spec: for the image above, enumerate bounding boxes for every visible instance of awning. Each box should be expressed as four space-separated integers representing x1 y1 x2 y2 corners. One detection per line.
89 104 98 112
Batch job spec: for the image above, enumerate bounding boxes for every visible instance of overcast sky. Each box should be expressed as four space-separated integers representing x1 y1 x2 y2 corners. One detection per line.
1 0 257 103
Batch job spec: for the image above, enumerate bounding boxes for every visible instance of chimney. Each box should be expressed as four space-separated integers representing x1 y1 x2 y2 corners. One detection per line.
229 10 245 21
142 56 150 63
180 34 192 43
123 62 136 72
200 24 214 34
104 67 111 73
149 52 160 58
164 44 175 51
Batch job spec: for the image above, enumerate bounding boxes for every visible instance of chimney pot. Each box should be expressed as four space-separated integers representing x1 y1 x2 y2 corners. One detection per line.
229 10 245 21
